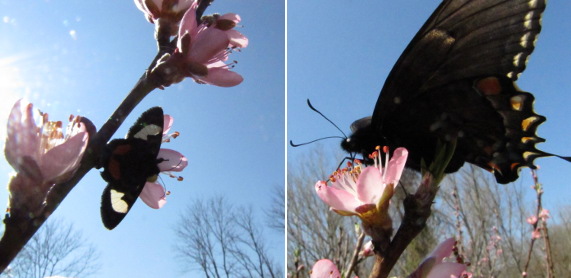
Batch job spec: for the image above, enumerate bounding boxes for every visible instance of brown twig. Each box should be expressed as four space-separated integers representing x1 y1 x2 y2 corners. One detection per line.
344 231 366 278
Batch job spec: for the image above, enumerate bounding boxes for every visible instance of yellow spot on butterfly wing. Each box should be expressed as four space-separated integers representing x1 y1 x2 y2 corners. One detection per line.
521 116 540 132
528 0 539 9
510 95 524 111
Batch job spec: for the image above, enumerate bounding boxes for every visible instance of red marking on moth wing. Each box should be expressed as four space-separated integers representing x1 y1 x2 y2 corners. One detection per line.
108 158 121 180
113 144 132 155
108 144 132 180
476 77 502 96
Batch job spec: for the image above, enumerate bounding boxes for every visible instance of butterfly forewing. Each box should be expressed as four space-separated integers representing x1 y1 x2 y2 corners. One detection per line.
100 107 164 229
374 0 545 120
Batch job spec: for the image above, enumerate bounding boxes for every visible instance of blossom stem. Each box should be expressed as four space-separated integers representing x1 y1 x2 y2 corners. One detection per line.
369 168 445 278
196 0 214 25
522 170 554 278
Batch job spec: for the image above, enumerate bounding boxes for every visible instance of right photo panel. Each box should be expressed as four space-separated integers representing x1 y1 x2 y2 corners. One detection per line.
287 1 571 277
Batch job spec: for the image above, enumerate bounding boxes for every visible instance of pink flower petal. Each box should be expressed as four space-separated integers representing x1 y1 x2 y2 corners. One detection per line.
177 2 198 42
157 148 188 172
40 129 88 182
134 0 148 14
384 147 408 186
5 99 40 170
426 262 466 278
200 67 243 87
226 29 249 48
310 259 341 278
163 115 174 135
140 182 167 209
356 166 383 204
360 241 374 257
315 181 361 214
427 237 455 262
171 0 195 13
188 28 230 64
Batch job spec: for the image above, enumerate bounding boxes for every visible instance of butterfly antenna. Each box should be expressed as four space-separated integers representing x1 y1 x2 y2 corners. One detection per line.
289 136 345 147
306 99 348 138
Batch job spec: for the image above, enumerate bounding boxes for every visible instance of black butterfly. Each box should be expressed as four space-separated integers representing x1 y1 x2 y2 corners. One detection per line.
100 107 164 229
341 0 570 184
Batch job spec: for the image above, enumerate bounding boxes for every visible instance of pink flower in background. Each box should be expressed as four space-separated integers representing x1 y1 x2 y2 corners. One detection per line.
526 215 538 225
359 241 374 257
310 259 341 278
174 1 248 87
315 147 408 218
531 229 541 239
5 99 89 185
409 238 470 278
140 114 188 209
538 208 550 220
134 0 194 24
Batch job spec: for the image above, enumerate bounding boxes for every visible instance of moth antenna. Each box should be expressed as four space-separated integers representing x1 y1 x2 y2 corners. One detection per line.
289 136 345 147
157 175 169 197
306 99 348 138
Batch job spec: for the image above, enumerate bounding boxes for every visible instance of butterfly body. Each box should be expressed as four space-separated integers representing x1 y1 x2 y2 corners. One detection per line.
100 107 164 230
342 0 560 184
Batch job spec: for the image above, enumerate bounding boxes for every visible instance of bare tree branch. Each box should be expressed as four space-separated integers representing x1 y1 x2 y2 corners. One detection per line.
2 218 99 278
174 196 282 277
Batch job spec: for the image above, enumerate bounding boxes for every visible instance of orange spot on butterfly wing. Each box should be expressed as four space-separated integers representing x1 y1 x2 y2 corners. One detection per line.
476 77 502 96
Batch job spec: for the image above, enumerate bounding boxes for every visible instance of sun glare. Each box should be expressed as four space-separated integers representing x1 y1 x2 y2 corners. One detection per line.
0 56 29 141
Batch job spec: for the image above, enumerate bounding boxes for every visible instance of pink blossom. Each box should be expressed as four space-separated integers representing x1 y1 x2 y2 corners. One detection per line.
531 229 541 239
171 1 248 87
315 147 408 219
140 114 187 209
5 99 88 185
310 259 340 278
408 238 469 278
526 215 538 225
134 0 194 24
359 241 374 257
538 208 550 220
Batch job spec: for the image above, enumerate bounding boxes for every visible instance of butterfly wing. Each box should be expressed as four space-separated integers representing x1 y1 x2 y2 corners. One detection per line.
365 0 547 183
100 107 164 229
374 0 545 118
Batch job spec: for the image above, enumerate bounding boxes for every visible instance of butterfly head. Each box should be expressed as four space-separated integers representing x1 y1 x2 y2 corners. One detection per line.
341 116 386 164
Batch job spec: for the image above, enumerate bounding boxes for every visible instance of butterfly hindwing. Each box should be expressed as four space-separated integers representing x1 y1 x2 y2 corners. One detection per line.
100 107 164 229
343 0 551 184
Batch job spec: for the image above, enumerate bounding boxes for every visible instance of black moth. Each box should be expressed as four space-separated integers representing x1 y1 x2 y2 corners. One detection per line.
100 107 164 230
342 0 570 184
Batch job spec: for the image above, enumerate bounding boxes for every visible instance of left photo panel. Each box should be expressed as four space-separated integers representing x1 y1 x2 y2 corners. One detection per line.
0 1 285 277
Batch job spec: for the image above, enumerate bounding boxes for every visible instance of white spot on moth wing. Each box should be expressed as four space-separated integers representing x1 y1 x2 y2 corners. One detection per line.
110 189 129 213
134 124 162 140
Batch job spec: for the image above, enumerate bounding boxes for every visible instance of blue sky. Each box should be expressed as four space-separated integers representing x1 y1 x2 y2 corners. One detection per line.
0 0 284 277
288 0 571 214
